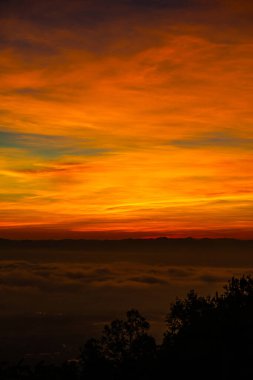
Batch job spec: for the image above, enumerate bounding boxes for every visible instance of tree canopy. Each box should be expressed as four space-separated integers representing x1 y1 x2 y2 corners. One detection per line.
2 275 253 379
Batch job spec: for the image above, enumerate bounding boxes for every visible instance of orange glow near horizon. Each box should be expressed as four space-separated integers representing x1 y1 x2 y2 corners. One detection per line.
1 0 253 239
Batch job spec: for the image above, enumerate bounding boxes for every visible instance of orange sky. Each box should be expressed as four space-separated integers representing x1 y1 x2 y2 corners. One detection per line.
1 0 253 239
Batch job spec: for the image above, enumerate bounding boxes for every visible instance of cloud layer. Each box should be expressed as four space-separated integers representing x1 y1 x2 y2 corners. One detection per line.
1 259 252 295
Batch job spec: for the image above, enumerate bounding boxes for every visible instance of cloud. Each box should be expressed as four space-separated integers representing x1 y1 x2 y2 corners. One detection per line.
0 193 32 202
13 87 52 97
1 259 253 294
167 267 194 278
128 276 168 285
169 132 253 149
0 130 111 158
197 274 227 283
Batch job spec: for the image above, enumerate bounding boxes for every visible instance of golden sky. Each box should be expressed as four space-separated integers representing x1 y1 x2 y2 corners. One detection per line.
1 0 253 238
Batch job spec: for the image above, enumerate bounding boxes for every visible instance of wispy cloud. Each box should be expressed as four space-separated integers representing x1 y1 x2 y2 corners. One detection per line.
169 132 253 149
0 130 111 158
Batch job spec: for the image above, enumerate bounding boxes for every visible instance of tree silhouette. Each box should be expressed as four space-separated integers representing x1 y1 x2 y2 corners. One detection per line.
160 275 253 380
80 309 156 379
2 275 253 379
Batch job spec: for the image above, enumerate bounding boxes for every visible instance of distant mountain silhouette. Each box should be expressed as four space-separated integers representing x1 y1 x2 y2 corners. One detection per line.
1 238 253 267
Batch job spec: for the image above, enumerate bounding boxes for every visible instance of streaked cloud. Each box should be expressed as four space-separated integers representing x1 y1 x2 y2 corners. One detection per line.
169 132 253 149
0 130 111 158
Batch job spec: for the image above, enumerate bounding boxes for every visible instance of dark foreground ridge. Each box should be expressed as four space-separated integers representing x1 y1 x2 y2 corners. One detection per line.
1 275 253 380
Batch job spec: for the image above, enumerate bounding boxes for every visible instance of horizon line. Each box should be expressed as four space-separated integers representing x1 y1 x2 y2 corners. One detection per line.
1 236 253 242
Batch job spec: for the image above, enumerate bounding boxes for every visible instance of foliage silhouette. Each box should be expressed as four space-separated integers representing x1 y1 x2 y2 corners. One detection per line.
160 275 253 379
80 309 156 379
1 275 253 379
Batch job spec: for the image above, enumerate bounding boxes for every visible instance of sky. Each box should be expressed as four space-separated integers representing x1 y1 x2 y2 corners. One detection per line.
1 0 253 239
